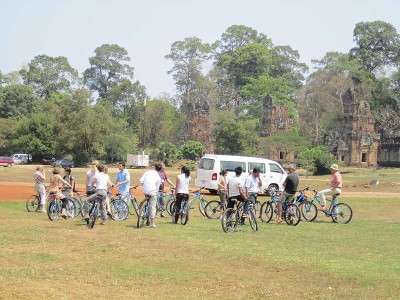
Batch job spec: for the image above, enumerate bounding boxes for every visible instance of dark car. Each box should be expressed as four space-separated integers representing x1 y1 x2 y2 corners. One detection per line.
51 159 75 168
42 157 56 165
0 156 15 167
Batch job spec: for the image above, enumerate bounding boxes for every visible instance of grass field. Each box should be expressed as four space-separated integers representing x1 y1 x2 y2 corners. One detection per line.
0 165 399 299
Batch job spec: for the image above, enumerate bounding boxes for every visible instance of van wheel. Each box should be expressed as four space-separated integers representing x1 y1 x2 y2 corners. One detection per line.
267 184 278 196
7 163 11 168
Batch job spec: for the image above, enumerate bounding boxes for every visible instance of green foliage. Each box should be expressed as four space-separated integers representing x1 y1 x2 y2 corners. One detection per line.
297 146 338 175
19 55 79 99
156 141 178 166
0 118 18 153
9 113 57 156
178 140 204 160
83 44 134 98
0 84 38 119
350 21 400 72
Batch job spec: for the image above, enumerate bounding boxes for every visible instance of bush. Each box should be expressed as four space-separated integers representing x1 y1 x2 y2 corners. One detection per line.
297 146 338 175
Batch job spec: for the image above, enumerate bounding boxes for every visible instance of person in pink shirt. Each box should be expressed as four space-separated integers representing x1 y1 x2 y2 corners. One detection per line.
318 164 342 211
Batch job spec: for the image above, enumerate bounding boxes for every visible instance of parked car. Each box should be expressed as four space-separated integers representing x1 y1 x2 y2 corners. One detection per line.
51 159 75 168
42 157 56 165
11 154 32 165
0 156 15 167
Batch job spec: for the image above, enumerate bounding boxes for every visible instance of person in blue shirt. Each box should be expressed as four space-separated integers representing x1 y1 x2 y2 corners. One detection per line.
114 162 131 202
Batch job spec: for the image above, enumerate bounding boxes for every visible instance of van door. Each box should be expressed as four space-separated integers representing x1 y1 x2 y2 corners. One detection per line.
268 162 287 192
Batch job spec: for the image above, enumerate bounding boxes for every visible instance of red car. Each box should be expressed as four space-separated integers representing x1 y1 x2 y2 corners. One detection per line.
42 157 56 165
0 156 15 167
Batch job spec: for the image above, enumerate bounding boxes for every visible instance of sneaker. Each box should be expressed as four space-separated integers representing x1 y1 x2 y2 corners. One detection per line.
150 224 157 228
160 213 165 218
100 221 106 225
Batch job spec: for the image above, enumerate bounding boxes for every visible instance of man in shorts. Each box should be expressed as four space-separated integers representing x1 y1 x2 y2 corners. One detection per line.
276 164 299 224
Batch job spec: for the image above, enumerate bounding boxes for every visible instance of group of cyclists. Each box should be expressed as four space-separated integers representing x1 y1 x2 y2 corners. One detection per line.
32 159 343 228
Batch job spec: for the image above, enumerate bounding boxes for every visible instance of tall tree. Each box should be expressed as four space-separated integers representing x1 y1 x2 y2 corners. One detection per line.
350 21 400 72
165 37 213 113
20 55 79 99
83 44 134 99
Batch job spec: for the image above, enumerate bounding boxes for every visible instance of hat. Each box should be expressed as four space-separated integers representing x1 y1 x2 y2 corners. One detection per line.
330 164 339 171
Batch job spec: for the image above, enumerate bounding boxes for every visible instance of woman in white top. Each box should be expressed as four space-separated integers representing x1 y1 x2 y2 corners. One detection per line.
174 166 191 224
86 160 99 195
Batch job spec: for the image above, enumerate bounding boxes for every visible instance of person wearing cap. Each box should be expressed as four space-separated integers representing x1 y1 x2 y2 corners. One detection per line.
276 164 299 224
319 164 342 211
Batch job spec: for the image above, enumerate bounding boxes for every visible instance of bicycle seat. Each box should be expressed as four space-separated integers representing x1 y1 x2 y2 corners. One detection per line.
49 191 57 195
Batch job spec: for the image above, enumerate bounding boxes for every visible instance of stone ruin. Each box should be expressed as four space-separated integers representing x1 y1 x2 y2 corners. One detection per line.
376 110 400 166
329 88 380 166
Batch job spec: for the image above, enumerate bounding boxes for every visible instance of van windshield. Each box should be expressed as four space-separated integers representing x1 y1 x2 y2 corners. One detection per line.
220 161 246 172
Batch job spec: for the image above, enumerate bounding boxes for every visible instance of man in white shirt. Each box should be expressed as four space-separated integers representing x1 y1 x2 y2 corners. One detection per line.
140 163 162 228
244 167 262 217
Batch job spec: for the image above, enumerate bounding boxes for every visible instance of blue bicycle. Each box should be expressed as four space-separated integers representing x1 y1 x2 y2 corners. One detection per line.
109 191 129 221
137 195 151 228
47 192 75 221
169 188 208 222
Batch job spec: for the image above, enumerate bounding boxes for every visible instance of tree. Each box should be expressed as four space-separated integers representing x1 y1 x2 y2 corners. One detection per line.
214 118 248 155
297 146 338 175
20 55 79 99
0 118 18 154
83 44 134 99
178 140 204 160
156 141 178 166
165 37 213 112
0 84 38 119
350 21 400 72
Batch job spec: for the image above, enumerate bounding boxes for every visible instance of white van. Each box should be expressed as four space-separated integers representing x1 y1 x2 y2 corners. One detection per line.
11 154 32 165
195 154 287 195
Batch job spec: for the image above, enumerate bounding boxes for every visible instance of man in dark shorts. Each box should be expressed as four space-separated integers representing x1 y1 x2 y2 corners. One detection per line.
276 164 299 224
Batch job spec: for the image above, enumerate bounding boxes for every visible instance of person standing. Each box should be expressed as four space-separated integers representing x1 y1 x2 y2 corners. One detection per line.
244 167 262 217
174 166 191 224
33 165 46 213
86 160 99 196
158 163 176 217
276 164 299 224
318 164 342 211
114 162 131 202
62 167 75 199
140 163 162 228
217 169 228 219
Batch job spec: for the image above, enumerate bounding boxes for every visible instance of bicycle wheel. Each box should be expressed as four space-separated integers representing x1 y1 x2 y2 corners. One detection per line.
221 208 238 233
26 195 39 212
300 201 318 222
165 196 175 216
168 200 175 217
204 200 222 219
259 201 274 223
137 200 148 228
198 198 207 217
87 205 97 229
65 199 76 219
248 209 258 232
110 199 129 221
47 200 60 221
331 203 353 224
284 204 301 226
72 197 82 218
181 204 190 225
254 200 261 217
129 197 139 216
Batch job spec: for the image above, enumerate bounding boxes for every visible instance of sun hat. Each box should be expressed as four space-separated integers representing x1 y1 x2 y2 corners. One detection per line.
330 164 339 171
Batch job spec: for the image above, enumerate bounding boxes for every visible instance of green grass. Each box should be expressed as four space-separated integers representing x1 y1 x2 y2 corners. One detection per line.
0 196 400 299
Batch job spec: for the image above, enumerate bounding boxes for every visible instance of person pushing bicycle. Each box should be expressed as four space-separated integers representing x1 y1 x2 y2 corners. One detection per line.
276 164 299 224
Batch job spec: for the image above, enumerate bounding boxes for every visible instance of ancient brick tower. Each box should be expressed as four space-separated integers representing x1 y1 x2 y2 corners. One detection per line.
377 111 400 166
182 100 215 154
331 89 379 166
261 96 294 162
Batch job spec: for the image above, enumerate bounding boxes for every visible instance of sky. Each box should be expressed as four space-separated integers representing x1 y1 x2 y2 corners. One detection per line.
1 0 400 98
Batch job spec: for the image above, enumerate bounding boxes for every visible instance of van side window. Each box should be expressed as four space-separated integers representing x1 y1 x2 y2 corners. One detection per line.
199 158 214 170
220 161 246 172
269 163 283 174
248 163 266 173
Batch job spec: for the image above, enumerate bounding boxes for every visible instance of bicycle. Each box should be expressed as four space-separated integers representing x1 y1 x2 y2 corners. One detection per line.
26 186 50 212
137 196 151 228
157 189 176 217
300 190 353 224
109 191 129 221
221 198 258 233
116 186 140 217
85 193 108 229
169 187 208 220
47 192 76 221
259 191 301 226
